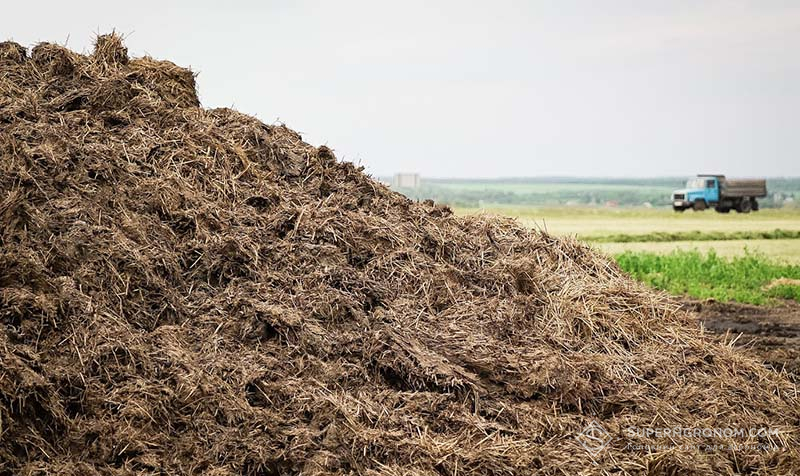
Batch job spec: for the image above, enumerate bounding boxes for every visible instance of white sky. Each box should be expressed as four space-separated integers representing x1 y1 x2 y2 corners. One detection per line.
4 1 799 178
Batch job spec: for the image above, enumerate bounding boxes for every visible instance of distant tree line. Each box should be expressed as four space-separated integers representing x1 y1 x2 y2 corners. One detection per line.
389 177 800 208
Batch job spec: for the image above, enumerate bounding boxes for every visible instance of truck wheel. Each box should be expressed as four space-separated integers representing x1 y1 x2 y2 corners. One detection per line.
693 200 707 211
673 206 685 213
737 197 752 213
751 198 759 211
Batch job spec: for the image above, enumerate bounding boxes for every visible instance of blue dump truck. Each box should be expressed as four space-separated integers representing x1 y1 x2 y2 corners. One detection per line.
672 174 767 213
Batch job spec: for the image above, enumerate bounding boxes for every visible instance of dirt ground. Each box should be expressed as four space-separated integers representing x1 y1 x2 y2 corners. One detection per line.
686 300 800 381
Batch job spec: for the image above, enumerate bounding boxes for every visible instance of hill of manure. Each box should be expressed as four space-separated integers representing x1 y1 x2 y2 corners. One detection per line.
0 35 798 475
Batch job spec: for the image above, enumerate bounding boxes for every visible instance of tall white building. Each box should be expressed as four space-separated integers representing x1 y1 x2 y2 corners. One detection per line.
392 173 421 189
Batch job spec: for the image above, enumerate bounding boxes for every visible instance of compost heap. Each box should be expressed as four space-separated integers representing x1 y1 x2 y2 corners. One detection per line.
1 35 798 476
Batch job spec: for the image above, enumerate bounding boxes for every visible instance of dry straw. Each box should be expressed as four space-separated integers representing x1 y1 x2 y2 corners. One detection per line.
0 34 798 475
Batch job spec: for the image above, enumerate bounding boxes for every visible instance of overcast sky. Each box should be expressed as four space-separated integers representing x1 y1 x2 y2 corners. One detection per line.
4 1 799 178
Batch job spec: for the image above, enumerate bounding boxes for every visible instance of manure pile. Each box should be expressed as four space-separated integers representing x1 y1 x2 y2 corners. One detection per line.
1 35 798 475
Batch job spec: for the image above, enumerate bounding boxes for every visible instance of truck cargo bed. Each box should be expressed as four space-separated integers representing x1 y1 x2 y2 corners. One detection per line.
721 179 767 198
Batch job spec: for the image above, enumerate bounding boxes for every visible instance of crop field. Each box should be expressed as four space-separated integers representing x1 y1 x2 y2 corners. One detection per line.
456 206 800 263
456 206 800 236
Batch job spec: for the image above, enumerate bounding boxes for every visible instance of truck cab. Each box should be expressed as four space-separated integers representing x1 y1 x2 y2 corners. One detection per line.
672 176 719 211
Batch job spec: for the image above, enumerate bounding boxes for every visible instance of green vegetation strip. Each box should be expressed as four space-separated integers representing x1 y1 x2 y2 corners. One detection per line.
615 250 800 305
589 229 800 243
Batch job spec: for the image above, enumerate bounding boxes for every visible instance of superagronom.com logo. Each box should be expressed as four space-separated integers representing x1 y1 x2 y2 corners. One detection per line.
576 421 613 456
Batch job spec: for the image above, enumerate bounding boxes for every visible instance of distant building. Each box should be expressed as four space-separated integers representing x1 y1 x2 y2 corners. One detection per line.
392 173 421 189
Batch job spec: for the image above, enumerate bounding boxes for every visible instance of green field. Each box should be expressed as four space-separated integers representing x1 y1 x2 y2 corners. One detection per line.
454 206 800 264
454 205 800 302
597 239 800 264
585 229 800 243
616 250 800 305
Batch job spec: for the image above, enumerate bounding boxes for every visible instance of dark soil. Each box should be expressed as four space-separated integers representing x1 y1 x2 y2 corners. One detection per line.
687 300 800 381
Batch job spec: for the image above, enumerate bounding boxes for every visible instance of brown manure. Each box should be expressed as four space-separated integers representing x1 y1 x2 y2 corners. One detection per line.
1 34 798 475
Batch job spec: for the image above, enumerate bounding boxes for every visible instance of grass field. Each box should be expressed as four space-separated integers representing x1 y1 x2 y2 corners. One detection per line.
408 179 800 305
616 250 800 304
586 229 800 243
455 206 800 301
456 206 800 263
597 239 800 264
457 206 800 238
